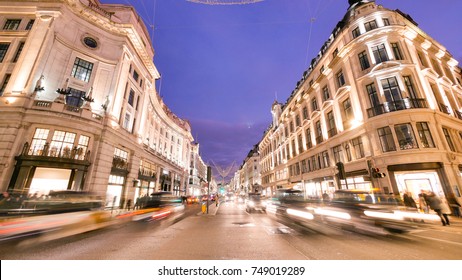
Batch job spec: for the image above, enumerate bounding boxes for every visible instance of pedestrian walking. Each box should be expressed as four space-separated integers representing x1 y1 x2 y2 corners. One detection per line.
403 192 417 208
447 194 461 218
427 192 450 226
418 192 428 213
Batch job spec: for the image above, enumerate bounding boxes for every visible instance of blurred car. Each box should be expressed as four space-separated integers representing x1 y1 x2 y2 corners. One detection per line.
225 193 235 202
130 192 185 222
245 193 266 213
308 189 436 234
186 196 199 204
142 191 183 209
17 190 103 215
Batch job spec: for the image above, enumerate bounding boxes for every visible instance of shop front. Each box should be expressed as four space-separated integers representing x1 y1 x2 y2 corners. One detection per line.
389 163 450 206
8 146 90 196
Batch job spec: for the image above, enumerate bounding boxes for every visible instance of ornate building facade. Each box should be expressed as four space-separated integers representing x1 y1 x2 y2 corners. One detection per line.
0 0 195 208
259 0 462 202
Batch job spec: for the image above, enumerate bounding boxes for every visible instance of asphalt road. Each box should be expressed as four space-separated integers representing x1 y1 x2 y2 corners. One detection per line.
0 201 461 260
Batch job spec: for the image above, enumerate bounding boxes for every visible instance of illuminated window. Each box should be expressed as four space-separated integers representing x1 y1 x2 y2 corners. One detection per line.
416 122 435 148
109 175 125 185
351 137 365 159
381 77 403 104
327 111 337 137
315 120 323 144
305 128 312 149
342 98 354 122
123 112 131 131
332 145 343 163
395 123 418 150
77 135 90 159
377 126 396 152
403 76 419 99
114 148 128 160
442 128 456 152
50 131 76 158
30 128 50 155
71 57 93 82
320 151 329 168
344 143 352 162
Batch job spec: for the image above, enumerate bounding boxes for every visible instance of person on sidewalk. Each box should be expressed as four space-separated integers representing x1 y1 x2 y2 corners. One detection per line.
447 194 461 218
427 192 450 226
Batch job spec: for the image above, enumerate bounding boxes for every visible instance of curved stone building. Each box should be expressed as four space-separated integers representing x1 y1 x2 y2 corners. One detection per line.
0 0 194 208
259 0 462 203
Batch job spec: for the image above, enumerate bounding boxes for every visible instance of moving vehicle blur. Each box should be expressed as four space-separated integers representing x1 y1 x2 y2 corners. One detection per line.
0 190 103 216
268 188 441 235
124 192 185 222
245 193 266 213
186 196 199 204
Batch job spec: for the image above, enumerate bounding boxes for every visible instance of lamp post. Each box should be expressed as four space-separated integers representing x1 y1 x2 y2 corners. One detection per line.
207 166 212 214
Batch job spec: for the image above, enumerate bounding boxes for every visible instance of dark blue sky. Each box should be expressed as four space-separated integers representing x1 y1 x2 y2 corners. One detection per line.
100 0 462 178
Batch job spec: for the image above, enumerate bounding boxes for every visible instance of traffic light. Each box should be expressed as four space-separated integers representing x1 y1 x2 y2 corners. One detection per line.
371 167 386 178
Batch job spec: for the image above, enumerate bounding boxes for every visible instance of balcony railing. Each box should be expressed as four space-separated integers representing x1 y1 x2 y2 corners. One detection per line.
112 156 129 170
367 98 428 118
315 135 323 144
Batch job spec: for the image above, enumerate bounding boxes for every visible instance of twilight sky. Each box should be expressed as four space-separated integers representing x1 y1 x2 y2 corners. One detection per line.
100 0 462 180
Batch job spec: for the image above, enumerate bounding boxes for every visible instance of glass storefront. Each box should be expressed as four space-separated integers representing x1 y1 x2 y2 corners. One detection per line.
28 167 72 196
395 170 443 201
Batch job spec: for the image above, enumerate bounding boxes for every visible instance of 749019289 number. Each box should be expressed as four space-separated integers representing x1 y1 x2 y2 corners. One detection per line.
251 266 305 275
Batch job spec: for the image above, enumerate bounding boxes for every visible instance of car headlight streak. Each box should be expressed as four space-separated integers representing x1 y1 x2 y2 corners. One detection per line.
311 207 352 220
363 210 403 220
287 208 314 220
